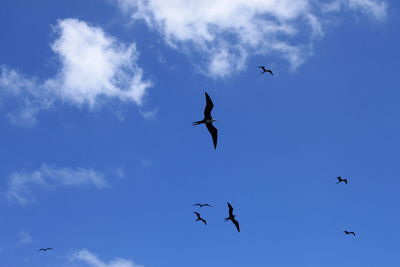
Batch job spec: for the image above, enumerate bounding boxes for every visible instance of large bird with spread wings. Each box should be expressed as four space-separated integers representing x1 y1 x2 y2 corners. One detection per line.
336 176 348 184
258 66 273 75
193 92 218 149
193 203 212 208
225 202 240 232
194 212 207 225
344 231 356 236
38 248 53 252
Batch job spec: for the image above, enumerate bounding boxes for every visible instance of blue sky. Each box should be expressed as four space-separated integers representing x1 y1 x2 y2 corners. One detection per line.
0 0 399 266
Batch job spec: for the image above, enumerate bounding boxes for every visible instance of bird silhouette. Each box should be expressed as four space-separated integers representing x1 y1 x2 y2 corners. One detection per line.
258 66 273 75
344 231 356 236
336 176 348 184
224 202 240 232
194 212 207 225
193 203 212 208
38 248 53 252
193 92 218 149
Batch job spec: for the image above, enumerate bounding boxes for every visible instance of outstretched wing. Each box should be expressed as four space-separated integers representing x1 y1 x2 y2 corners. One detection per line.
204 204 212 207
351 232 356 236
206 123 218 149
201 218 207 225
194 212 200 217
227 202 234 216
344 179 348 184
266 70 273 75
204 92 214 120
193 203 200 207
232 218 240 232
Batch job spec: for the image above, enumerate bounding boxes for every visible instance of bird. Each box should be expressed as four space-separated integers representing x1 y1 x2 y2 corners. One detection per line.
224 202 240 232
38 248 53 252
344 231 356 236
193 203 212 208
194 212 207 225
258 66 273 75
193 92 218 149
336 176 348 184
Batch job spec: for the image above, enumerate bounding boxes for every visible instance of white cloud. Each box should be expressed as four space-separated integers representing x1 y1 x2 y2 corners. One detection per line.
323 0 387 20
0 18 152 126
5 164 107 205
115 0 387 77
348 0 387 20
49 19 151 107
72 249 143 267
0 67 53 127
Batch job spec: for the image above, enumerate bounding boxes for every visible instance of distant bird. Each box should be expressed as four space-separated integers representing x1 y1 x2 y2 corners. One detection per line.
258 66 273 75
344 231 356 236
336 176 348 184
193 92 218 149
224 202 240 232
194 212 207 225
38 248 53 252
193 203 212 208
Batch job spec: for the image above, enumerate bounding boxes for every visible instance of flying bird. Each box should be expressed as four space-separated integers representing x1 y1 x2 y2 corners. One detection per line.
336 176 348 184
193 203 212 208
344 231 356 236
224 202 240 232
38 248 53 252
193 92 218 149
194 212 207 225
258 66 273 75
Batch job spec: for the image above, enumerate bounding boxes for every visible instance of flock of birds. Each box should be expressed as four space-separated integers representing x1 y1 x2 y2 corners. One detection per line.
192 175 353 234
193 202 240 232
37 66 354 253
190 66 356 236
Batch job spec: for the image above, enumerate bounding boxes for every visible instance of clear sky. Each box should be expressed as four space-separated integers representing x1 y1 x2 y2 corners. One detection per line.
0 0 399 266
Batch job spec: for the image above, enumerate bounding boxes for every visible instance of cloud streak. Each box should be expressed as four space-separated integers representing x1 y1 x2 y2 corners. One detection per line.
0 18 152 126
323 0 387 20
72 249 143 267
5 164 107 205
115 0 387 77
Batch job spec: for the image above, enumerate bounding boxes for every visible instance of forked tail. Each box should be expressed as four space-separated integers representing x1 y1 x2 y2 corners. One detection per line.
193 121 202 126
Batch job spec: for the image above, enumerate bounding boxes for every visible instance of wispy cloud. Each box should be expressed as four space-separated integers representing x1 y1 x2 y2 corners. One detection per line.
17 230 33 245
323 0 387 20
139 108 158 120
72 249 143 267
0 67 53 127
0 18 152 126
5 164 107 205
0 230 33 252
115 0 387 77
